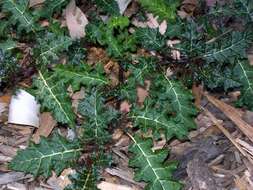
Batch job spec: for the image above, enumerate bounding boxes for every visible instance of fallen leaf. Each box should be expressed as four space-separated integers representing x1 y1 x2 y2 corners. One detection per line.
47 168 74 189
97 181 134 190
206 0 217 7
66 0 88 39
146 13 159 28
116 0 132 14
120 101 131 113
29 0 44 7
192 84 203 108
87 47 110 65
32 112 57 144
137 87 148 104
158 20 167 35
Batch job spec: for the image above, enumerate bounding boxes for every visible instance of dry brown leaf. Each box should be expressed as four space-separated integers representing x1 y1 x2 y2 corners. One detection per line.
65 0 88 39
104 60 120 87
97 181 134 190
87 47 110 65
205 94 253 144
117 0 132 14
120 101 131 113
146 13 159 28
29 0 44 7
192 84 203 108
47 168 74 190
159 20 167 35
32 112 57 144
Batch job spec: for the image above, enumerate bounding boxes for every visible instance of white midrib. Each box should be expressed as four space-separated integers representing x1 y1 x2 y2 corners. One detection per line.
238 60 253 93
203 38 245 59
39 40 70 58
38 70 72 124
8 0 33 28
131 115 174 130
131 137 166 190
19 148 83 164
82 171 91 190
61 70 108 84
239 0 252 21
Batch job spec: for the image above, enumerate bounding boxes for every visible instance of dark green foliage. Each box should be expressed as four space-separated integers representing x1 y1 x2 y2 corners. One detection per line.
65 152 110 190
0 50 18 88
196 63 241 91
233 59 253 110
78 89 119 144
33 33 72 67
120 57 156 102
86 16 136 58
53 64 108 91
32 70 75 127
234 0 253 23
129 135 182 190
153 76 197 130
1 0 38 32
202 31 253 63
176 20 204 57
0 39 17 52
9 134 82 177
40 0 69 18
138 0 180 21
93 0 120 16
135 28 165 51
65 168 99 190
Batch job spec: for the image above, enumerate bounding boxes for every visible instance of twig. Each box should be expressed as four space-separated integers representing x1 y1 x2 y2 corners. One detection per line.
205 94 253 144
202 107 253 165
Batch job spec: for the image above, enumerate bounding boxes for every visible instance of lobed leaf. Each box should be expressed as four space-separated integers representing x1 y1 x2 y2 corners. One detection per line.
129 135 182 190
53 64 108 91
9 134 82 177
32 70 75 127
233 59 253 110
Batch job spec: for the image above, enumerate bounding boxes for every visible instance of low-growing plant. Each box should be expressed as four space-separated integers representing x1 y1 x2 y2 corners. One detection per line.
1 0 253 189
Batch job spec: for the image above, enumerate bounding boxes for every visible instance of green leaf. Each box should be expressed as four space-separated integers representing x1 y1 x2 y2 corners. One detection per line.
1 0 37 32
139 0 180 21
93 0 120 16
53 64 108 91
0 39 17 52
34 33 72 67
65 168 99 190
135 28 165 51
86 16 136 58
78 89 119 144
108 16 130 29
234 0 253 23
120 57 156 102
65 152 110 190
128 135 182 190
195 63 241 91
41 0 69 18
9 134 82 177
154 77 197 130
233 59 253 110
202 31 253 63
32 70 75 127
0 50 18 87
131 76 197 140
